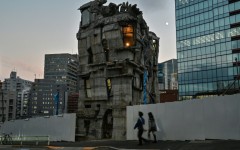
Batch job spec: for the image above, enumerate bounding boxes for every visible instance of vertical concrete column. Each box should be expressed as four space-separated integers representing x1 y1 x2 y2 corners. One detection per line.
112 108 126 140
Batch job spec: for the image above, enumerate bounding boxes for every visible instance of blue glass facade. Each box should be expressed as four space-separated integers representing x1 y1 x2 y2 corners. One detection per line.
176 0 240 100
158 63 164 87
158 59 178 90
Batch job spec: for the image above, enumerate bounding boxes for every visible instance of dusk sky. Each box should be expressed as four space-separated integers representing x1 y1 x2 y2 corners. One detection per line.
0 0 176 81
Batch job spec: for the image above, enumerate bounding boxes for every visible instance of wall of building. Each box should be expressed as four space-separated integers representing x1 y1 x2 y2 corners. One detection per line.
2 71 32 120
0 113 76 141
2 71 32 92
16 88 31 119
0 80 2 89
158 59 178 91
160 90 178 103
44 53 78 93
0 91 16 122
29 79 68 117
176 1 240 100
76 0 160 140
127 94 240 140
67 93 78 113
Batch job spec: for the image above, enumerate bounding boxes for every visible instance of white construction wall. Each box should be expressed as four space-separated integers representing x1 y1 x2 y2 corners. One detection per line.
0 113 76 142
127 94 240 141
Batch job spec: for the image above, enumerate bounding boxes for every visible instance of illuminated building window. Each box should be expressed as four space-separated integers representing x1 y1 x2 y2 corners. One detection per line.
85 79 92 98
122 25 135 47
152 39 158 51
106 78 112 98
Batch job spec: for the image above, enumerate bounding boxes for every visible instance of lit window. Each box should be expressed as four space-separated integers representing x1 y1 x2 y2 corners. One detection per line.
85 79 92 98
153 40 157 49
106 78 112 97
122 25 135 47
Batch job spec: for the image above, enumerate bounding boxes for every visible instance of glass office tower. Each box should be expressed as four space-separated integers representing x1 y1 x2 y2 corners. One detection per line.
158 59 178 90
176 0 240 100
44 53 79 93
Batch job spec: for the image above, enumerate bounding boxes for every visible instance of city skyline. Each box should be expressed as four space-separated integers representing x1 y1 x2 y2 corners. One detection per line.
0 0 176 81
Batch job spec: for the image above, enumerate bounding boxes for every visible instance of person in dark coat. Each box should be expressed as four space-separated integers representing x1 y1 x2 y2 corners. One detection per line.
148 112 157 143
134 111 148 145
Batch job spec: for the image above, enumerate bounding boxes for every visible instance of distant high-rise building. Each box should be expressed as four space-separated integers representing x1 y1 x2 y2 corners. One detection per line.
16 88 31 119
3 71 32 92
158 63 164 90
0 90 16 122
2 71 32 119
176 0 240 100
158 59 178 90
0 80 2 89
44 53 79 93
28 53 77 117
29 79 68 117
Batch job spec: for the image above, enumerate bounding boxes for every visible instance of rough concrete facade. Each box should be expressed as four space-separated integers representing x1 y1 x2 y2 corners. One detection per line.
76 0 159 140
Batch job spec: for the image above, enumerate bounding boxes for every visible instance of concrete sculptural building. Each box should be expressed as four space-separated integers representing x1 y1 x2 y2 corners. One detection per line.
76 0 159 140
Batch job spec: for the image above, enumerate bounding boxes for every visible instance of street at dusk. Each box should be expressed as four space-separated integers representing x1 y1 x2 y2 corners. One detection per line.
1 0 240 149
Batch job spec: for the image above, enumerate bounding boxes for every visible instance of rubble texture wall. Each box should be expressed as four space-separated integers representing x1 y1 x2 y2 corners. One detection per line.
76 0 159 140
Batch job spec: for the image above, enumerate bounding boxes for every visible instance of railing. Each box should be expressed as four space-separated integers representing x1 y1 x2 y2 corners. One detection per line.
222 75 240 96
0 135 50 145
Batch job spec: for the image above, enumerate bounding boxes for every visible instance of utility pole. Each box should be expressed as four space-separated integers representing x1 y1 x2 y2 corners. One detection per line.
1 90 5 123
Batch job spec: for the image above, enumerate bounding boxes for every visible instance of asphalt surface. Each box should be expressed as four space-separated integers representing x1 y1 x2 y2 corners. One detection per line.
1 140 240 150
50 140 240 150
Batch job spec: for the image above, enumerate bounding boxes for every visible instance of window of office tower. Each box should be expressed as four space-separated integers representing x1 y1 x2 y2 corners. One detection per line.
122 25 135 47
175 0 240 100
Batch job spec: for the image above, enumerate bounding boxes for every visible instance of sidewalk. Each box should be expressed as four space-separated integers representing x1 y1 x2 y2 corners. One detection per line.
49 140 240 150
7 140 240 150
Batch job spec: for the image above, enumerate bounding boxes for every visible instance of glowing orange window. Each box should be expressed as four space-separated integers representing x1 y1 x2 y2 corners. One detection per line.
122 25 135 47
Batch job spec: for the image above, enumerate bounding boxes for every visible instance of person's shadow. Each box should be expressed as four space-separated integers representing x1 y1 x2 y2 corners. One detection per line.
156 119 166 140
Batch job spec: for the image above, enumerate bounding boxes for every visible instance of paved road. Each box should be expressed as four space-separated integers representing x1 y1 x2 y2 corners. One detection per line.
50 140 240 150
1 140 240 150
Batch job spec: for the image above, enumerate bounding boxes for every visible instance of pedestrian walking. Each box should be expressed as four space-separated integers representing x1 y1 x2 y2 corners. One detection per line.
148 112 157 143
134 111 148 145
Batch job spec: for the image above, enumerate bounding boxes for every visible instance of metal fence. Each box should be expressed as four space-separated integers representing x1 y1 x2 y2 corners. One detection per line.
0 135 50 145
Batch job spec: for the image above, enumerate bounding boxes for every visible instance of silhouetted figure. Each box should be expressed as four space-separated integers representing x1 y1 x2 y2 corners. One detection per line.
134 111 148 145
148 112 157 143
